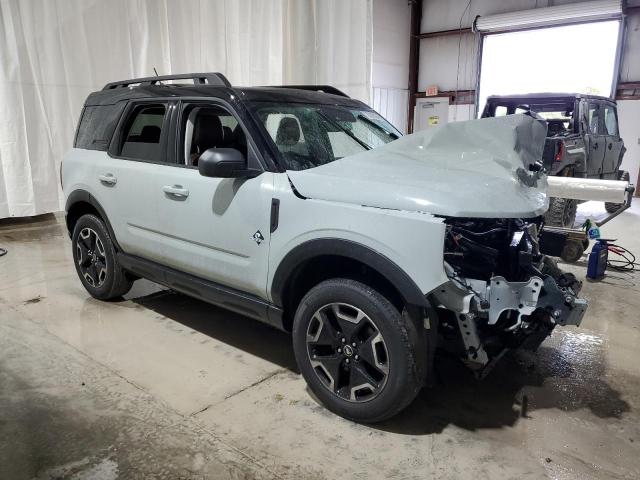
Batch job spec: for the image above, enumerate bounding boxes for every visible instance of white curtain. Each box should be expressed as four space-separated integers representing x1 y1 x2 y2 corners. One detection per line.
0 0 372 218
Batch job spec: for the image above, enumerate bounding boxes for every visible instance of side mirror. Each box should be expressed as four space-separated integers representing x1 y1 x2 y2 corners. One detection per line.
198 148 248 178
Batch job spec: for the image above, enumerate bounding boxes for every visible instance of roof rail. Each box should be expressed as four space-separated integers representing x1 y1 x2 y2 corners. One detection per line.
102 72 232 90
274 85 350 98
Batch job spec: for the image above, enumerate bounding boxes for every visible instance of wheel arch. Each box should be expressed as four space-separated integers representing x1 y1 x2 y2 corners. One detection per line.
270 239 428 331
65 190 122 251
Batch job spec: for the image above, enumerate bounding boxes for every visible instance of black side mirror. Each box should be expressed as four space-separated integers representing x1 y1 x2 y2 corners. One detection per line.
198 148 249 178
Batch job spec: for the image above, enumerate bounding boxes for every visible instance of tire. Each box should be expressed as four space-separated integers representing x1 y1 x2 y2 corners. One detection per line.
605 171 630 213
544 197 577 228
560 239 584 263
72 214 133 300
292 278 426 423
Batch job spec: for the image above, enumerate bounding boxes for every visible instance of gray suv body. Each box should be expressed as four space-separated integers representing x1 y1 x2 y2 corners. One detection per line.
63 73 588 422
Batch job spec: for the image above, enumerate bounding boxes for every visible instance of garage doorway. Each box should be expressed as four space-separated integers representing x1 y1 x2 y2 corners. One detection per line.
477 20 621 115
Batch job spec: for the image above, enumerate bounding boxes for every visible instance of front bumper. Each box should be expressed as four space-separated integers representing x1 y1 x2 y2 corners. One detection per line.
480 275 587 327
437 274 587 328
432 273 588 373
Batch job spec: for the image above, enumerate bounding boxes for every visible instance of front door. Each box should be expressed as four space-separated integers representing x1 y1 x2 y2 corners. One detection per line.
153 100 273 298
602 102 625 179
583 100 606 178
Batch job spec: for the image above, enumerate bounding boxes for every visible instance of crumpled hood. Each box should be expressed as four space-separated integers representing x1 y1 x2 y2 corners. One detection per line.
287 114 549 218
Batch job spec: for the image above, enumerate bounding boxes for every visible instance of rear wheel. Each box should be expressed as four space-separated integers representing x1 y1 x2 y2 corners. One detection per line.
72 214 133 300
292 278 426 423
560 239 585 263
605 171 630 213
545 197 577 228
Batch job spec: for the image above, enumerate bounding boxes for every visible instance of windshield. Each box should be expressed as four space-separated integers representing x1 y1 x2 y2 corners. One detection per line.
251 102 401 171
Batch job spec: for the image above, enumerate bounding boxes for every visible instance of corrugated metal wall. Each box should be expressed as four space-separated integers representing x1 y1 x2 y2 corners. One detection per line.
372 87 409 133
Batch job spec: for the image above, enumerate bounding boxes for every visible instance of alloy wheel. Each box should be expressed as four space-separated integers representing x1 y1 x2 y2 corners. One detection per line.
76 227 107 288
306 302 389 402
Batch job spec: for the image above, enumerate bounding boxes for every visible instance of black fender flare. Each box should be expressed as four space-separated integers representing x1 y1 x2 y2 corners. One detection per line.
270 238 428 308
65 189 122 251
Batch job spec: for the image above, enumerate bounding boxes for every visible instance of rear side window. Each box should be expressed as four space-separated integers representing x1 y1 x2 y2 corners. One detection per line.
74 102 126 151
119 104 167 161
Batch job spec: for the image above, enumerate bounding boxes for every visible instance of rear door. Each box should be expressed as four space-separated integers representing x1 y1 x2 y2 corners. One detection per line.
583 99 606 178
93 100 175 263
602 102 624 179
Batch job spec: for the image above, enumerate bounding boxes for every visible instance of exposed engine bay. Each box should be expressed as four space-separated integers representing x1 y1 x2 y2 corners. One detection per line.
433 217 588 373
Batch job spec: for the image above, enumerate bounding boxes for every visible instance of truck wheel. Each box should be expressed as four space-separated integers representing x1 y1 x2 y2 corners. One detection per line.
605 171 630 213
292 278 425 423
72 214 133 300
545 197 577 228
560 239 584 263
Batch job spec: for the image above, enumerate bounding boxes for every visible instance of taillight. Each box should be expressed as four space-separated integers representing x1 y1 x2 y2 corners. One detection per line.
60 161 63 191
554 142 564 162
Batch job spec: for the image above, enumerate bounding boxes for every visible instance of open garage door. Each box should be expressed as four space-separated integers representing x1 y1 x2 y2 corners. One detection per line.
475 0 623 114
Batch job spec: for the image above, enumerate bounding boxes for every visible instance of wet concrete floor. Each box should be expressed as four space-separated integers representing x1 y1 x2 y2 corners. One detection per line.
0 203 639 479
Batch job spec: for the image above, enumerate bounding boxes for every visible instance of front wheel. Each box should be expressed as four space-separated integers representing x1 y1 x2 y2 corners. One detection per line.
292 279 426 423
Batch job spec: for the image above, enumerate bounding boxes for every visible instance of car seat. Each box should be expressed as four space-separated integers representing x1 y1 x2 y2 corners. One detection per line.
191 113 224 165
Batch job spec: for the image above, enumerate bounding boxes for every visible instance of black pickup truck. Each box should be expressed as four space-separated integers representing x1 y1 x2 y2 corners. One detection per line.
482 93 628 227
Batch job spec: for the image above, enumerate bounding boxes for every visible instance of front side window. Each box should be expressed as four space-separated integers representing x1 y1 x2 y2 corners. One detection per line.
251 103 400 171
181 104 247 166
120 104 166 161
603 104 618 136
588 102 601 135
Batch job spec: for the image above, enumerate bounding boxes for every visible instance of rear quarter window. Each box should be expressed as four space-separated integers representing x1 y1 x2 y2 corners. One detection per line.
74 102 126 151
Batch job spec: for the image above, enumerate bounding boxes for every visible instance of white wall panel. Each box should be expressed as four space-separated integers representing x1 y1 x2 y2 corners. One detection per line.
372 0 410 90
620 12 640 82
618 100 640 186
448 104 475 123
370 0 410 133
372 87 409 133
418 33 479 92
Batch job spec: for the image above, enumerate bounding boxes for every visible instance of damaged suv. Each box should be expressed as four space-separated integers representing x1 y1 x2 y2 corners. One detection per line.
63 73 587 422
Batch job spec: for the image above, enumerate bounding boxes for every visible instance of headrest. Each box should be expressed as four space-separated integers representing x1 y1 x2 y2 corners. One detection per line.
193 113 223 151
139 125 161 143
276 117 301 146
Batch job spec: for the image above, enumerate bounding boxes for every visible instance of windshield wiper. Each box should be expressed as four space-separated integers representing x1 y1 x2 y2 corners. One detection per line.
316 111 372 150
356 114 399 140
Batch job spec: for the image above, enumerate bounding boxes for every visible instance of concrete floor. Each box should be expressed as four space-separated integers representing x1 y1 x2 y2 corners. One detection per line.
1 202 639 480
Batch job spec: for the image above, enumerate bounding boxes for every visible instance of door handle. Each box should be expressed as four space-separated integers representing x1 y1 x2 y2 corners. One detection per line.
98 174 117 185
608 143 613 150
593 142 598 150
162 185 189 198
